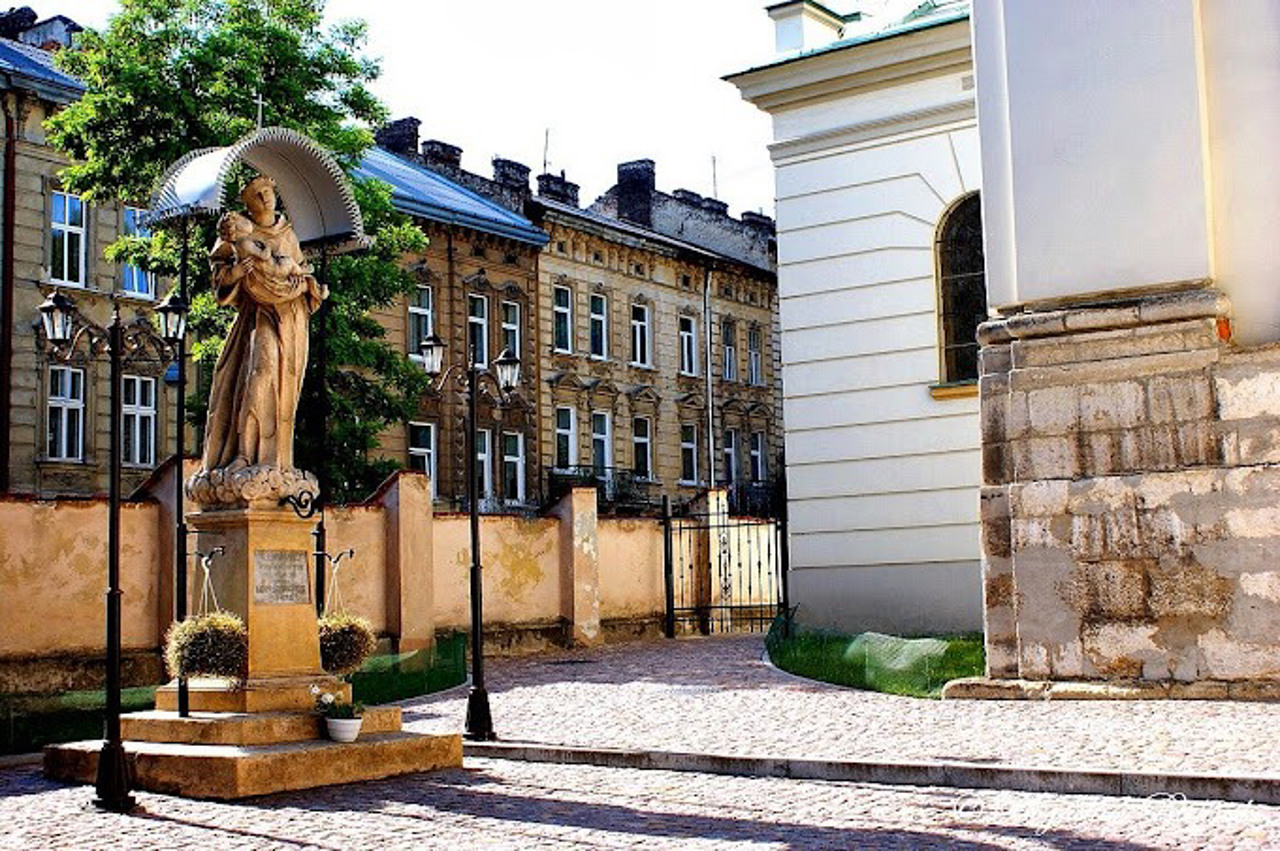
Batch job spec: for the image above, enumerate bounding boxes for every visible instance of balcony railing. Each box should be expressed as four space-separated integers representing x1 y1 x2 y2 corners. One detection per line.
546 465 659 511
725 477 784 518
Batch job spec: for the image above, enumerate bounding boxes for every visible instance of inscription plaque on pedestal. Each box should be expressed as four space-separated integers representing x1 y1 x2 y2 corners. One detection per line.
254 550 311 604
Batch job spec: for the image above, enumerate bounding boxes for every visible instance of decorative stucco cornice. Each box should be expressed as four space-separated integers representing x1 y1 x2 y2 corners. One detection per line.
769 98 974 162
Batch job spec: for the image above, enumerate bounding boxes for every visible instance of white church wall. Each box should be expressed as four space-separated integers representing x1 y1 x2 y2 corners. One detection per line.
770 76 984 634
973 0 1212 310
1200 1 1280 345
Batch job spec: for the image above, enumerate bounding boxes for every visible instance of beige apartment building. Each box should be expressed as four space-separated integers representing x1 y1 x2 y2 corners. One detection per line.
529 164 780 512
0 33 178 498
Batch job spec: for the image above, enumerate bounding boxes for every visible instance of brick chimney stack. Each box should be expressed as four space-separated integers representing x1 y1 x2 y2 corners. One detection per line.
616 159 656 227
375 117 421 159
492 158 531 192
537 171 580 207
421 140 462 174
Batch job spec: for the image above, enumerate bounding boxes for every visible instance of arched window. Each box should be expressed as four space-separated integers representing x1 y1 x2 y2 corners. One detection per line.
936 192 987 383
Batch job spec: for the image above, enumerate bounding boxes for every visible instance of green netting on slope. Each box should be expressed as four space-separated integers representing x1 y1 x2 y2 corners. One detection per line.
766 615 984 698
348 632 467 706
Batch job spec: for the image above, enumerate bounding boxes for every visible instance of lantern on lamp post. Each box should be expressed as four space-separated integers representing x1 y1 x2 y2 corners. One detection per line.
39 289 187 812
417 333 521 741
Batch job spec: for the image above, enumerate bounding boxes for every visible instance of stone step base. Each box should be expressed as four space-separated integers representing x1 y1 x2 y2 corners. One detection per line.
44 731 462 800
120 707 402 745
155 676 350 713
943 676 1280 701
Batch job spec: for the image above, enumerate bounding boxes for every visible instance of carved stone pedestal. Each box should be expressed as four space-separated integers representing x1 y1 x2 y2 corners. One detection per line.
155 507 341 712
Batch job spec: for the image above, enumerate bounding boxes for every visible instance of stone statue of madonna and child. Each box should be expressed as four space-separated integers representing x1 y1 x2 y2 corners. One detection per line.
186 175 327 509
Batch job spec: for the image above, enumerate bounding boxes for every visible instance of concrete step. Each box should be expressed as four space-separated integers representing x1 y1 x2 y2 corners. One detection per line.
120 706 402 746
44 730 462 800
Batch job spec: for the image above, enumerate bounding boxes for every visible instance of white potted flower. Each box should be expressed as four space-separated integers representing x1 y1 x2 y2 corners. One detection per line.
312 686 364 742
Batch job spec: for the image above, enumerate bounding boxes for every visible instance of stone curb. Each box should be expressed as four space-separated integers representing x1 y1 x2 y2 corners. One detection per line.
464 741 1280 806
0 752 42 769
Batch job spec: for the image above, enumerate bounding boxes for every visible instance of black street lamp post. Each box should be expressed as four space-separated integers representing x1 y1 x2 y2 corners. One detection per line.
418 332 519 742
39 289 186 813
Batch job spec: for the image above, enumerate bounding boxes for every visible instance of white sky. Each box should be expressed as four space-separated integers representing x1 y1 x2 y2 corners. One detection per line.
49 0 780 217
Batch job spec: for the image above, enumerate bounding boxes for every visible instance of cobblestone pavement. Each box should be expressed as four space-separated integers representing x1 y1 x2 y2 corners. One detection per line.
4 758 1279 849
404 636 1280 776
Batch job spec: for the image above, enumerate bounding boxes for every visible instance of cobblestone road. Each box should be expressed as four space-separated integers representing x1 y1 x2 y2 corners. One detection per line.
405 636 1280 776
4 758 1279 849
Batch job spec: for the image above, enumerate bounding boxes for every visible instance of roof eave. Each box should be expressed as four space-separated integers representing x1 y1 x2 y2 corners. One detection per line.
393 193 548 246
724 8 970 85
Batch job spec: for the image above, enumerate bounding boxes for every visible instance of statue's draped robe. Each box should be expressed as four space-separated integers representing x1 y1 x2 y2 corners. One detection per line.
201 213 325 473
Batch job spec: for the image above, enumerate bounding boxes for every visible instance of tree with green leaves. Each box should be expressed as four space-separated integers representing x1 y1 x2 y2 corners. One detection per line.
47 0 428 502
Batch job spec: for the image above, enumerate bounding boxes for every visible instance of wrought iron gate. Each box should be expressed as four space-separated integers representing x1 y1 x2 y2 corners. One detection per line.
662 496 789 636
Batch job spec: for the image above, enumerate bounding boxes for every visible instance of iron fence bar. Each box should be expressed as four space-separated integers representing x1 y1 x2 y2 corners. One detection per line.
662 496 674 639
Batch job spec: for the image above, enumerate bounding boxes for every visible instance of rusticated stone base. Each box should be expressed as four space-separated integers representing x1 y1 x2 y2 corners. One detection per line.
977 287 1280 688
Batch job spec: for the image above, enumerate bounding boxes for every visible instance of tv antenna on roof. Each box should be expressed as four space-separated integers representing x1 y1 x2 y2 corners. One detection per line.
712 155 719 199
543 128 550 174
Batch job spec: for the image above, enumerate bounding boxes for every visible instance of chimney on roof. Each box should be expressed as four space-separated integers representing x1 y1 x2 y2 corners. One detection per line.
492 157 531 191
617 159 655 227
537 170 580 207
741 211 776 234
421 139 462 173
700 197 729 216
375 117 420 159
0 6 36 40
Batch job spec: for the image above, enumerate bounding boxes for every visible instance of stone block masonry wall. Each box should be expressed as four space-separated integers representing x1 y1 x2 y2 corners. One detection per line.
978 287 1280 684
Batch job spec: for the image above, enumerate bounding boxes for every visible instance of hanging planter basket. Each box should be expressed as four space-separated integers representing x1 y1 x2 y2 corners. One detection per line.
164 611 248 682
318 612 377 675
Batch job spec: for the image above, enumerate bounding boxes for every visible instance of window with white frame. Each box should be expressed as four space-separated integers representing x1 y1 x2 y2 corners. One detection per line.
408 285 433 360
553 285 572 352
632 416 651 479
680 423 698 484
722 318 737 381
121 207 153 298
501 299 521 357
554 406 577 469
502 431 525 504
750 431 766 483
122 375 156 467
679 315 697 376
50 190 85 287
47 365 84 461
630 303 651 367
468 294 488 367
723 428 739 484
589 293 607 359
408 421 436 497
475 429 493 503
591 411 611 474
748 326 762 386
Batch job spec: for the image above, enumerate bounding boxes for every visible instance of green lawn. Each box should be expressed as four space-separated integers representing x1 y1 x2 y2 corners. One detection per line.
766 623 984 699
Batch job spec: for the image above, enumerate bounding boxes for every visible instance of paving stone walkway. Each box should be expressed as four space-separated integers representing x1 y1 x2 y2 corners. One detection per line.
5 635 1280 848
4 757 1279 849
403 635 1280 777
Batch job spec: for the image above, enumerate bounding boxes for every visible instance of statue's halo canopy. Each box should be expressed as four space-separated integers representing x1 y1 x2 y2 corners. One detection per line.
148 126 367 254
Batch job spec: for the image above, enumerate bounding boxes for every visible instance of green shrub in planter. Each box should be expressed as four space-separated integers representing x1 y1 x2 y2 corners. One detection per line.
318 613 377 675
164 612 248 682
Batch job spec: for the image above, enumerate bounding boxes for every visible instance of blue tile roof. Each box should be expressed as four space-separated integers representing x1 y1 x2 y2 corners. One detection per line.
355 147 548 246
0 37 82 102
